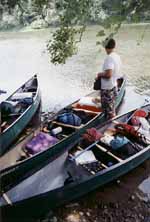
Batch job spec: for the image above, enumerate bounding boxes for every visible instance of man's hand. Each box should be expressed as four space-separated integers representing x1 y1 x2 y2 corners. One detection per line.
96 72 104 79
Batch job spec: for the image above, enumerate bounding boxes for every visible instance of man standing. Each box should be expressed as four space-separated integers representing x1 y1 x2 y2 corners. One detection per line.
97 38 122 119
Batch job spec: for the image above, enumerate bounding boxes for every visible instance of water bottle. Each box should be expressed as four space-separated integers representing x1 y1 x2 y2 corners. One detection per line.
51 127 62 136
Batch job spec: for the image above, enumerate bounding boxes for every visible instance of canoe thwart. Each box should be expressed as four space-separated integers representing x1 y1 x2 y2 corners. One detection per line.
72 108 100 115
77 146 83 151
100 163 108 169
95 144 123 162
61 134 69 138
112 120 120 124
2 193 12 205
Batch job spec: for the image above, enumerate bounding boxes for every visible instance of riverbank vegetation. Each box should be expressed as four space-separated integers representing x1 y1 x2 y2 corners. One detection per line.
0 0 150 64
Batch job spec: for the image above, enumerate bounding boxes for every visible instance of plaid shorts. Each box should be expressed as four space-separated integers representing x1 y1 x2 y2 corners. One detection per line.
100 87 117 118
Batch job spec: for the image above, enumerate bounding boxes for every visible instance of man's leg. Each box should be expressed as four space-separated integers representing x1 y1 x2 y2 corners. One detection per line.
101 88 115 119
100 89 107 118
107 88 116 119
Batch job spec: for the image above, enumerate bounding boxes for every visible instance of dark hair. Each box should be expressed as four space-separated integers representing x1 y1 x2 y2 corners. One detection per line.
105 38 116 49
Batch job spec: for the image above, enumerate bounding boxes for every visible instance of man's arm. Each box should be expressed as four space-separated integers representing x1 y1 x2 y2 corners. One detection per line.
97 69 112 79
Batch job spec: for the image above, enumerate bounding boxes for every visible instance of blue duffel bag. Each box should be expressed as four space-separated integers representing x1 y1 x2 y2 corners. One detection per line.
57 112 82 126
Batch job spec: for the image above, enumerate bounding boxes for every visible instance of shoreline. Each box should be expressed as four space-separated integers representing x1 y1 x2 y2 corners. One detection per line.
0 22 150 34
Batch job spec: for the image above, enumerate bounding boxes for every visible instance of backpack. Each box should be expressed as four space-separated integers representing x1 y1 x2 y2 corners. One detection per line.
82 128 103 143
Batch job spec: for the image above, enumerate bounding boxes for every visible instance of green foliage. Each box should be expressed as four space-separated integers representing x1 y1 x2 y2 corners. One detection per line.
47 0 92 64
30 0 49 13
1 0 19 9
47 26 77 64
56 0 93 25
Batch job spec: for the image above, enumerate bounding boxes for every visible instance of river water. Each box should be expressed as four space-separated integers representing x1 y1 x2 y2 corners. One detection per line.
0 24 150 202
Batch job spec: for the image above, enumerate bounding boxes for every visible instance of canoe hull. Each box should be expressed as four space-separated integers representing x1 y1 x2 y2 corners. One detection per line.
1 144 149 220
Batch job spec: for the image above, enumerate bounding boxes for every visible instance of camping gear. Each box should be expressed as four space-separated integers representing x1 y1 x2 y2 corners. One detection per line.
133 109 147 118
74 96 101 112
138 117 150 131
110 135 129 150
82 128 103 143
57 112 82 126
25 132 58 155
127 99 149 123
0 75 41 156
51 127 63 136
74 150 97 165
100 134 114 146
0 104 149 221
110 135 137 157
115 123 148 145
131 116 141 126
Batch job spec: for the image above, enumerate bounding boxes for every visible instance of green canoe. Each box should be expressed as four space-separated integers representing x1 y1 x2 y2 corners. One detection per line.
0 75 41 156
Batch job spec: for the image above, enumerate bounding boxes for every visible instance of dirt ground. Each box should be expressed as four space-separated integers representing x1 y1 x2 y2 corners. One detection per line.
40 160 150 222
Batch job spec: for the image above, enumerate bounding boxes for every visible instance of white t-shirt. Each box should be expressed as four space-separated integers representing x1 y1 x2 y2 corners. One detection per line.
101 52 122 90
